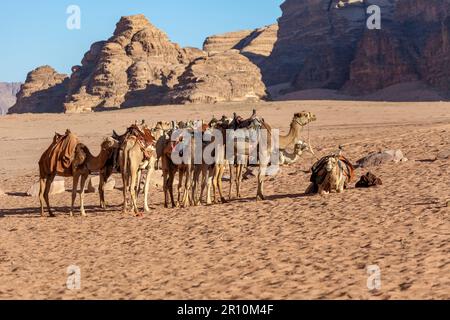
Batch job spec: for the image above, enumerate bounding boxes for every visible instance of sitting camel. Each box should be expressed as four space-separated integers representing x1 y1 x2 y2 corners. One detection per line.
306 153 355 195
38 130 117 217
279 141 314 165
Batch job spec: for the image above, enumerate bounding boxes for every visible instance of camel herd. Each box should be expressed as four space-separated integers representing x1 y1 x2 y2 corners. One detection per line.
38 111 321 217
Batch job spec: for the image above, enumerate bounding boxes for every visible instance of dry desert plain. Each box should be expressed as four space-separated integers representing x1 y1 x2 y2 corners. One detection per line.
0 100 449 299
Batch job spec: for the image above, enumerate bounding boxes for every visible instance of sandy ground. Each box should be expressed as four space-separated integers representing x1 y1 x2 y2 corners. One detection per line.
0 100 449 300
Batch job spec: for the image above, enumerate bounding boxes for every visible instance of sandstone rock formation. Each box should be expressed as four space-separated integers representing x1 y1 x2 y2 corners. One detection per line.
8 66 68 114
0 82 21 115
263 0 450 96
167 50 267 104
9 14 267 113
64 15 207 112
203 24 278 65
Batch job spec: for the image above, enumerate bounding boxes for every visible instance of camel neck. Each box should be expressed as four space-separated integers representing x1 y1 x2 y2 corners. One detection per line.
279 121 302 149
87 149 109 172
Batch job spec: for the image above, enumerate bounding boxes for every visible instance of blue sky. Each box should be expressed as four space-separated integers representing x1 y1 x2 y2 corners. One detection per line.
0 0 283 82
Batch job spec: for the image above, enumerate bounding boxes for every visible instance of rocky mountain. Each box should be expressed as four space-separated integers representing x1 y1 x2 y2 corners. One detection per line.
0 82 21 115
263 0 450 96
11 15 267 114
167 50 267 104
8 66 68 114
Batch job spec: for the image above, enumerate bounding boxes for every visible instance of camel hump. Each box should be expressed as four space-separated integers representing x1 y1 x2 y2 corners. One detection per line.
39 130 80 176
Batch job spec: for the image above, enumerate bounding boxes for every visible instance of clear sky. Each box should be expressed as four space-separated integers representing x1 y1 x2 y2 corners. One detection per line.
0 0 283 82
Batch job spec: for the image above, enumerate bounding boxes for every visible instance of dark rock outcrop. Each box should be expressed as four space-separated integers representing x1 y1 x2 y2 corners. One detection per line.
264 0 450 96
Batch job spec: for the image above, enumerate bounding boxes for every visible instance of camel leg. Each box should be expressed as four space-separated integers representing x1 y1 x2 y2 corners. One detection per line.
39 177 47 217
99 171 106 209
192 166 202 206
163 170 169 208
205 166 214 205
44 174 56 217
229 164 234 200
129 161 140 216
177 168 184 206
143 161 155 213
121 161 129 214
212 165 219 204
168 170 176 208
256 165 267 201
70 173 80 217
79 174 89 217
136 170 142 196
181 168 191 208
236 164 244 199
217 164 227 203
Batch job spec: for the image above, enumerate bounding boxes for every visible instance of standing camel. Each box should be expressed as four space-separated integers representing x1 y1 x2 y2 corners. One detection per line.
38 130 117 217
210 112 316 201
119 124 158 216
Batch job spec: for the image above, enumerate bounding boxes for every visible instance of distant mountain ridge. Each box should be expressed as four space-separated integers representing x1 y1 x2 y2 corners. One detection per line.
0 82 21 115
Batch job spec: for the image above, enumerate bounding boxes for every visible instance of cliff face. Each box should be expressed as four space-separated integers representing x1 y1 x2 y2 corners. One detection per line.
264 0 450 95
264 0 397 89
0 82 21 115
167 50 267 104
8 66 68 114
203 24 278 66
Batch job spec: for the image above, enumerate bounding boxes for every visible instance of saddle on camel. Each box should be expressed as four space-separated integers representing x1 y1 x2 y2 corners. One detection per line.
39 129 79 178
116 123 156 160
38 130 79 217
307 153 355 195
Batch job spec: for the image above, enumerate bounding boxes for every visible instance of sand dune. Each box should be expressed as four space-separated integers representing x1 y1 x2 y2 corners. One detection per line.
0 100 449 299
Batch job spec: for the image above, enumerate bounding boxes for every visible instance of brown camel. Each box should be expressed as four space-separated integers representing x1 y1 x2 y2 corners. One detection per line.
38 131 117 217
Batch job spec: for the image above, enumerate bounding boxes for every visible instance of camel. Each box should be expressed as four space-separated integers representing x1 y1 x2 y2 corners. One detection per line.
211 112 317 201
161 130 194 208
279 141 312 165
38 131 117 217
70 138 118 216
118 124 159 216
306 153 355 195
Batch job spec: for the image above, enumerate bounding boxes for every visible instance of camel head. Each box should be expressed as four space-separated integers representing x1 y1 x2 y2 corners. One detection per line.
325 156 339 173
293 112 317 127
294 141 308 155
101 137 119 152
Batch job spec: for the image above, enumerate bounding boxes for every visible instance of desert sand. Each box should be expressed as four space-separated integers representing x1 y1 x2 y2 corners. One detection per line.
0 100 449 300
